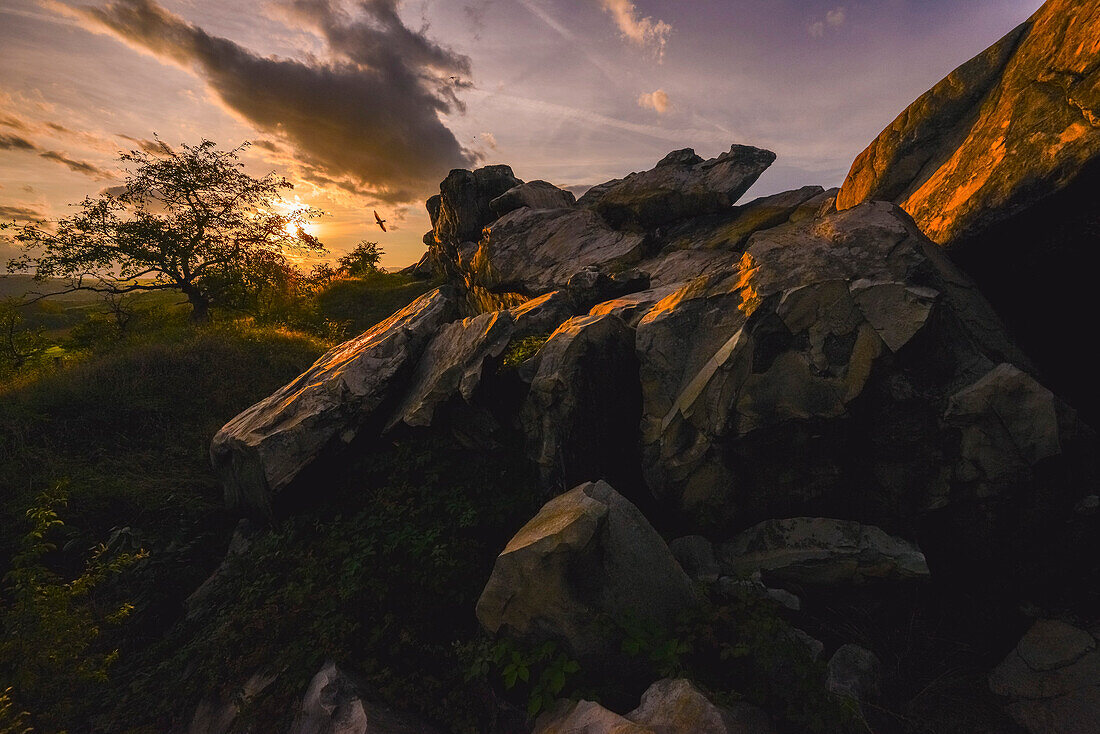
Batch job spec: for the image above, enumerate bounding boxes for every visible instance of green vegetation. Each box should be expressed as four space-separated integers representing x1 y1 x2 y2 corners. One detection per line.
3 140 322 323
0 264 438 731
502 332 551 367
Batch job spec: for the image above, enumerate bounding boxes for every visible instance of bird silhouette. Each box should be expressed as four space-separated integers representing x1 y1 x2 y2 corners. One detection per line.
374 210 387 232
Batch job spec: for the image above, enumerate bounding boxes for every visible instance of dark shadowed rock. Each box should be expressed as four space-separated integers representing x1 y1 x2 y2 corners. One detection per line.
490 180 577 217
826 645 882 703
476 480 699 659
669 535 721 583
633 200 1070 534
718 518 929 586
534 699 651 734
579 145 776 229
522 314 642 492
211 287 458 518
837 0 1100 246
990 620 1100 734
433 165 522 245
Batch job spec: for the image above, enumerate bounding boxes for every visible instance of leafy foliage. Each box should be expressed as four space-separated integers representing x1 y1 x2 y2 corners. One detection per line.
502 333 551 367
3 140 324 322
0 491 144 730
336 241 384 277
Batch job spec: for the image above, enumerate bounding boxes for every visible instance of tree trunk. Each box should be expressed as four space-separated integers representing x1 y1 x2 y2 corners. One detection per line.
186 290 211 324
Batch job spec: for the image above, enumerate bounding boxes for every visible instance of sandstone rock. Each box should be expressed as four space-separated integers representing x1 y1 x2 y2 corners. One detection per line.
289 661 442 734
388 310 516 429
522 315 642 492
588 286 678 327
633 200 1055 532
628 678 776 734
944 363 1062 485
468 207 647 295
433 165 522 245
826 645 882 702
718 518 930 586
579 145 776 229
837 0 1100 246
211 287 458 518
669 536 721 583
534 699 652 734
533 680 774 734
990 620 1100 734
476 481 699 659
490 180 576 217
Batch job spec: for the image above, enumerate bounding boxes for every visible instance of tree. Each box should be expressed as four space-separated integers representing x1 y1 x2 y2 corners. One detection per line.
337 241 384 277
0 300 46 376
3 140 324 323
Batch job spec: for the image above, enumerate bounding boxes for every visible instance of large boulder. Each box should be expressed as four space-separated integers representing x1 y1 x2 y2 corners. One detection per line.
475 481 699 659
467 207 647 295
432 165 522 246
836 0 1100 246
210 287 458 518
490 180 576 217
579 145 776 229
989 620 1100 734
718 518 930 586
835 0 1100 422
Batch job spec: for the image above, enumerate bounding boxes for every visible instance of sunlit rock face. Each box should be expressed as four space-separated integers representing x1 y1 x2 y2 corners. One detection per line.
836 0 1100 423
210 286 458 518
836 0 1100 246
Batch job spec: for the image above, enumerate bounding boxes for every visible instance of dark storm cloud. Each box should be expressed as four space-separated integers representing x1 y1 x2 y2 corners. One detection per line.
75 0 476 202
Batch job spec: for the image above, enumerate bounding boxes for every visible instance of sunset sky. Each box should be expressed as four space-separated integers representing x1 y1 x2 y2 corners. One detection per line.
1 0 1043 268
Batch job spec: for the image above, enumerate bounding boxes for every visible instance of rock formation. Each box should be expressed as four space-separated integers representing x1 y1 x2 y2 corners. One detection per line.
835 0 1100 421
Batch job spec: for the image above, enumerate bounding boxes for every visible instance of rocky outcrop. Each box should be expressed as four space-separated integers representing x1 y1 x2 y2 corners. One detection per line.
431 165 522 247
989 620 1100 734
211 287 458 518
835 0 1100 422
490 180 576 217
533 679 774 734
718 518 930 586
475 481 699 659
633 200 1080 542
579 145 776 230
836 0 1100 246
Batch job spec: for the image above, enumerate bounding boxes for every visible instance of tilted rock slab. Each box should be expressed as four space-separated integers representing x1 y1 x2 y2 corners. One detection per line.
211 287 458 518
718 518 930 586
579 145 776 230
490 179 576 218
836 0 1100 246
476 481 699 659
290 661 442 734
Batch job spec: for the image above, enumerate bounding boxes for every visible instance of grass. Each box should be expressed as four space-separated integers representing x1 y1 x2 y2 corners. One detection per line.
316 272 440 337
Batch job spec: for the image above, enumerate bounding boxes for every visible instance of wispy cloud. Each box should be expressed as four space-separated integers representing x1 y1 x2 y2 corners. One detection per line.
0 204 46 221
0 131 113 180
637 89 670 114
517 0 620 82
66 0 476 203
599 0 671 59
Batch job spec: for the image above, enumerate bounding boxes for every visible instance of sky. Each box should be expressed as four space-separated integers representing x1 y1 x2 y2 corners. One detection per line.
0 0 1045 269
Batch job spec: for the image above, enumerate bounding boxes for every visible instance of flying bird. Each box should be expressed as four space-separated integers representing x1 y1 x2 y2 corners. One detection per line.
374 210 387 232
